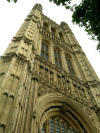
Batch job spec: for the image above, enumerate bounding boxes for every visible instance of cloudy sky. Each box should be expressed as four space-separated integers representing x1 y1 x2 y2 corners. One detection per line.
0 0 100 79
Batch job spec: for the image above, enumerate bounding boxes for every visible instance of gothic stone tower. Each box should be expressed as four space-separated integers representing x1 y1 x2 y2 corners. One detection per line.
0 3 100 133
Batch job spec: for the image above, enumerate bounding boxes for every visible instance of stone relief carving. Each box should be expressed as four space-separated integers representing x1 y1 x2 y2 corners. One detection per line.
33 57 91 107
38 84 54 97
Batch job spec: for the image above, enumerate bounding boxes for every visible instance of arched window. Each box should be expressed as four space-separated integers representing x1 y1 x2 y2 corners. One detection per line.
41 43 48 60
41 116 80 133
54 49 62 67
66 57 75 76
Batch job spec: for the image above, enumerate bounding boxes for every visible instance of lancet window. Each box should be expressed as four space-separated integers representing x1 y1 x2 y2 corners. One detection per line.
41 43 49 60
66 57 75 76
54 49 62 67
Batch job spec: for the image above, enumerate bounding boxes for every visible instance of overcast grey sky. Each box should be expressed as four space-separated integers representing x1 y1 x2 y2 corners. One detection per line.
0 0 100 79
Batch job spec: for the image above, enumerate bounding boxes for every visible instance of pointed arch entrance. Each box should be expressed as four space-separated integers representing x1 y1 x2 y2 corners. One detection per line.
36 93 98 133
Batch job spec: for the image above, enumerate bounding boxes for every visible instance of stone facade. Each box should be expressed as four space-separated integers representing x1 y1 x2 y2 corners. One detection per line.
0 3 100 133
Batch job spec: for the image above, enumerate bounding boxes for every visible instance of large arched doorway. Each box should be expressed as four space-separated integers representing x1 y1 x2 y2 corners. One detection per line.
36 93 98 133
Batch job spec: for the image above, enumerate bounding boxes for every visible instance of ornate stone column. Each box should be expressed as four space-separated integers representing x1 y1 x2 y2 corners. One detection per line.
72 55 82 80
49 41 55 64
31 75 39 133
83 54 99 81
36 35 42 56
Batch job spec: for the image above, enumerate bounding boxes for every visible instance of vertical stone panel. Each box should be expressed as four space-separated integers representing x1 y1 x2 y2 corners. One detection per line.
49 41 55 64
72 55 82 79
60 49 69 73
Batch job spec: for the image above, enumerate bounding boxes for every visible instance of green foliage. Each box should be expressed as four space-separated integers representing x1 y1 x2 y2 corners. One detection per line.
7 0 100 50
72 0 100 50
49 0 100 50
7 0 17 3
49 0 71 9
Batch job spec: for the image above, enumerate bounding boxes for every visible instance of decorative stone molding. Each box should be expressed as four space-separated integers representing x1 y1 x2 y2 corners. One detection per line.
32 14 39 23
87 80 100 87
73 50 85 55
33 4 42 12
31 73 39 82
2 91 14 98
